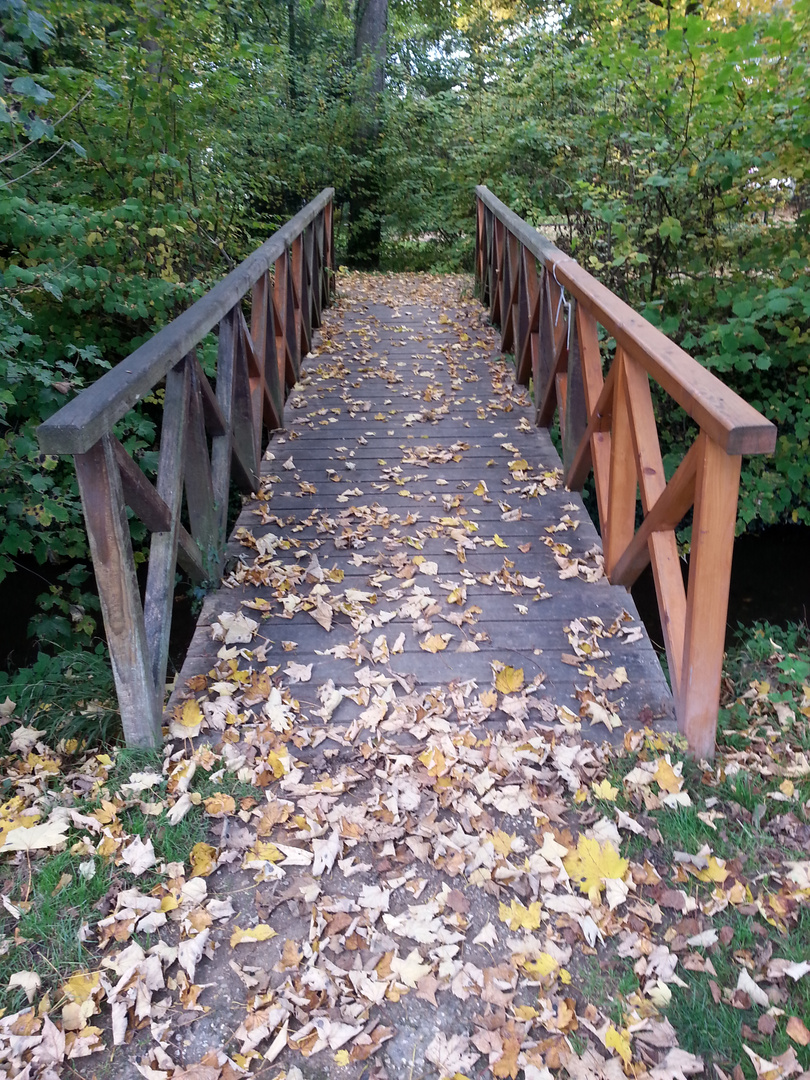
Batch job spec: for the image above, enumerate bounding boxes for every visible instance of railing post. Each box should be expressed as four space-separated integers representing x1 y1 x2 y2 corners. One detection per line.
74 434 161 747
679 434 741 759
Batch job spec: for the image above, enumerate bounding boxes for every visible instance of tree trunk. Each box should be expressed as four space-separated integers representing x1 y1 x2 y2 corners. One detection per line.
347 0 387 269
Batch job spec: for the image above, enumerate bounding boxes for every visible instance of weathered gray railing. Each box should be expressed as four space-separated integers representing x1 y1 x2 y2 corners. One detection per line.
38 189 335 747
476 185 777 759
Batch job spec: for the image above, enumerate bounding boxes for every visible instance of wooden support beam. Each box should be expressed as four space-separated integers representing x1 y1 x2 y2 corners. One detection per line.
74 435 161 747
679 435 741 759
603 350 637 577
143 356 191 703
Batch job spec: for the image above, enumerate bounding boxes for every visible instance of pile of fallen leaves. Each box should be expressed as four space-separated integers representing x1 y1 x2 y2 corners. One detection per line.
0 274 807 1080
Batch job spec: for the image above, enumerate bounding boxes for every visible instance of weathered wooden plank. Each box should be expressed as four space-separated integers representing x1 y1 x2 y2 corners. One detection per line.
75 434 161 747
184 361 219 571
143 356 191 700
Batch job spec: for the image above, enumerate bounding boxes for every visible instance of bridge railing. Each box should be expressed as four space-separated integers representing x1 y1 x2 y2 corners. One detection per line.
38 189 335 747
475 185 776 759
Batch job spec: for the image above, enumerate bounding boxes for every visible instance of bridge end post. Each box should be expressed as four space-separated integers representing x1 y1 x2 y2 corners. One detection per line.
74 434 162 749
678 434 742 760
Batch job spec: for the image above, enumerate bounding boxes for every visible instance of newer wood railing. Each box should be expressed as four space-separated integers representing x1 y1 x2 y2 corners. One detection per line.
38 189 335 748
476 186 776 759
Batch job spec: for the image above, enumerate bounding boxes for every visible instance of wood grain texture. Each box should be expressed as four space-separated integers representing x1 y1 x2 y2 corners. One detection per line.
75 435 161 747
170 273 674 740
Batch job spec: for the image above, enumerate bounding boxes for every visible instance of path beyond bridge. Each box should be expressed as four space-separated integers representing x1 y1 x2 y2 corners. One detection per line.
173 272 673 742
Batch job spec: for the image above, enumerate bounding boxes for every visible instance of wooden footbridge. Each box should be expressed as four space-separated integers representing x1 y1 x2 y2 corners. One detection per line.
37 188 776 760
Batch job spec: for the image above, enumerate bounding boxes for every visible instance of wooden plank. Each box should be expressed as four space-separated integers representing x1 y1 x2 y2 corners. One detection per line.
490 218 503 325
74 434 161 747
679 434 742 759
184 361 219 570
210 309 245 548
620 354 688 701
515 250 539 386
536 271 568 427
231 315 260 488
562 301 588 473
113 436 171 533
603 349 637 576
610 439 697 587
565 305 611 526
143 356 191 701
38 188 334 455
500 231 519 354
195 357 227 437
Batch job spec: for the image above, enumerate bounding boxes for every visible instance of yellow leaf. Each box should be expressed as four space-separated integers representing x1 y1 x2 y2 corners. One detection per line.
474 480 488 496
605 1024 632 1065
654 757 683 794
334 1049 350 1065
62 970 101 1004
230 924 278 947
420 633 451 653
523 952 558 978
203 793 236 817
267 750 288 778
514 1005 539 1021
419 746 447 777
494 666 524 694
498 898 542 931
491 828 518 856
509 458 529 472
178 699 203 728
592 779 618 802
493 533 507 548
692 855 729 884
189 842 218 878
563 835 628 899
559 968 572 984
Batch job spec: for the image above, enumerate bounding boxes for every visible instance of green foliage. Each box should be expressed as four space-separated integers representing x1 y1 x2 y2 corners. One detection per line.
0 644 120 746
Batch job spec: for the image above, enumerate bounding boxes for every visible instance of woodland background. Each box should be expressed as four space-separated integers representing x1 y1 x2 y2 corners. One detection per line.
1 0 808 697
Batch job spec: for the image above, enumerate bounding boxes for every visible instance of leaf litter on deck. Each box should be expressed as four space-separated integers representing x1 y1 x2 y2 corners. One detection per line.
0 274 808 1080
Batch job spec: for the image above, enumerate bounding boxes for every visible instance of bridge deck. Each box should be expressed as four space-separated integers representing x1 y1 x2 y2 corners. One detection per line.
173 273 672 743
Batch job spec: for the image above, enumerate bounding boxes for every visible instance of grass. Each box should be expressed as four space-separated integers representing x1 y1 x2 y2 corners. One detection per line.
667 906 810 1076
0 849 113 1012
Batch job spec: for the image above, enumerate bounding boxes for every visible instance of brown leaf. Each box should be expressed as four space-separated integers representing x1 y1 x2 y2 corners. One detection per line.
786 1015 810 1046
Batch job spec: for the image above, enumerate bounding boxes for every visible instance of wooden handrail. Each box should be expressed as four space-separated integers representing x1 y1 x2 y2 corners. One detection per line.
475 185 777 759
37 189 335 747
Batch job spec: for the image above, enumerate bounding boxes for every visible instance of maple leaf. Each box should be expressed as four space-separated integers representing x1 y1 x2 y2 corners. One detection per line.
563 834 628 901
391 949 431 987
420 632 452 652
285 661 313 683
592 779 618 801
0 818 69 852
605 1024 632 1065
7 970 40 1003
189 841 218 877
426 1032 480 1074
170 698 203 738
494 665 524 694
498 898 543 931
